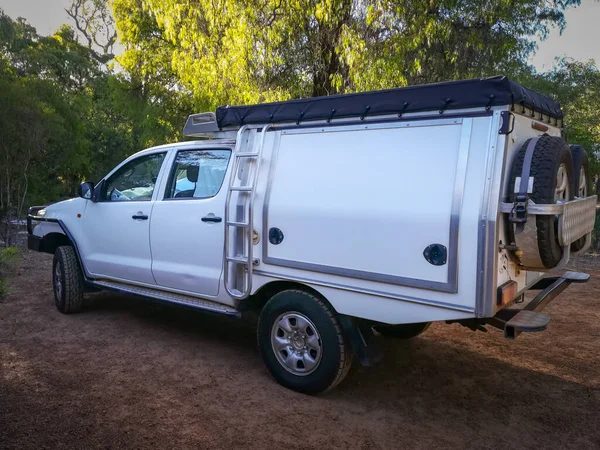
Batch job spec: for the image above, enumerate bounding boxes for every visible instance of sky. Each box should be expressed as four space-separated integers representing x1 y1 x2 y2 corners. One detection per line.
1 0 599 73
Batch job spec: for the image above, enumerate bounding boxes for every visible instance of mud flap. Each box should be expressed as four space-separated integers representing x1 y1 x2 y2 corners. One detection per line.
339 315 382 367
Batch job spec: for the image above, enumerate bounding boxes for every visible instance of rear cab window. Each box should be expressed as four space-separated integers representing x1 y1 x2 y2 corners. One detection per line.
165 149 232 199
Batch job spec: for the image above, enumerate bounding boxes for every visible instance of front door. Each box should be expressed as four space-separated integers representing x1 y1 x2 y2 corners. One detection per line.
80 151 167 285
150 148 232 296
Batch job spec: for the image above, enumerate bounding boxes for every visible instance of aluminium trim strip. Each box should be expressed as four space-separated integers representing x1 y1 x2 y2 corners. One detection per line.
261 118 474 294
475 110 506 317
278 116 465 135
246 123 273 297
253 269 475 313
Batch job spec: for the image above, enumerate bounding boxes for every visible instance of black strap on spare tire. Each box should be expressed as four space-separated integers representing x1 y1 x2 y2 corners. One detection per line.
510 136 540 233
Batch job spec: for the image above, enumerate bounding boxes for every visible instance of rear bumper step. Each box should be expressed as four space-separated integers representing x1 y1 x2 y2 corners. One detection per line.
489 271 590 339
503 310 551 338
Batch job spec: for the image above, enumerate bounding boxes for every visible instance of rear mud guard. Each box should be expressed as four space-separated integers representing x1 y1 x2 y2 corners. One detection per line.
339 316 382 367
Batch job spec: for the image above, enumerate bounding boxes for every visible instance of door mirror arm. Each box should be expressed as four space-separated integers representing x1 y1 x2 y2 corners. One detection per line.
91 180 105 203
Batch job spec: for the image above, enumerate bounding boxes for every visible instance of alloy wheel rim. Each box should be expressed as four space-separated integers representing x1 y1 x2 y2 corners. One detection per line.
271 312 322 376
578 167 587 197
54 264 62 299
554 163 570 203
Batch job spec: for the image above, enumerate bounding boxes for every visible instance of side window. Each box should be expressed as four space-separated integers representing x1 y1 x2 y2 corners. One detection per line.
166 149 231 199
103 153 166 202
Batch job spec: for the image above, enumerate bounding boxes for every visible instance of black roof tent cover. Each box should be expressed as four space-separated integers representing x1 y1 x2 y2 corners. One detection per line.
215 76 562 128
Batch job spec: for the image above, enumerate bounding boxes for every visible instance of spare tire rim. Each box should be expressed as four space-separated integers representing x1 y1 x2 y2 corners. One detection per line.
271 312 322 376
555 163 570 203
578 166 587 198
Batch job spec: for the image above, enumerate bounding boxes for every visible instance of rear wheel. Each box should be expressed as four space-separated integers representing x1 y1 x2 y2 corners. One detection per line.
375 322 431 339
257 289 352 394
53 245 83 314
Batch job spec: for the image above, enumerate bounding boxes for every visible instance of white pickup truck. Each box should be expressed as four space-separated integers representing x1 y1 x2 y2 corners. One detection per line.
28 77 597 394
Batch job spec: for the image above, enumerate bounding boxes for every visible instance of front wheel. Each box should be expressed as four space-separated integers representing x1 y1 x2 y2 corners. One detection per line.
257 289 353 394
53 245 83 314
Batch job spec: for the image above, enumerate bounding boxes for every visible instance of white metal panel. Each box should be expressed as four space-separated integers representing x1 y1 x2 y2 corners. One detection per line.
265 122 463 286
80 201 157 285
251 114 498 320
150 197 227 296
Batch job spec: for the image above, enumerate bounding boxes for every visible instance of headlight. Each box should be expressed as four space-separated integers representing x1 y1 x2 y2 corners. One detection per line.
37 209 47 218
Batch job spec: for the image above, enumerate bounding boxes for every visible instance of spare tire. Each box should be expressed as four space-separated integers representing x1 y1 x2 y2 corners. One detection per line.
569 145 591 252
508 135 574 269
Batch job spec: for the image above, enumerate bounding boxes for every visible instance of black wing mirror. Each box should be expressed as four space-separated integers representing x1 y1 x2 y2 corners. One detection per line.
78 182 94 200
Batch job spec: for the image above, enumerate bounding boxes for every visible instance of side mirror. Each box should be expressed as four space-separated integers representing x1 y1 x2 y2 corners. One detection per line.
78 182 94 200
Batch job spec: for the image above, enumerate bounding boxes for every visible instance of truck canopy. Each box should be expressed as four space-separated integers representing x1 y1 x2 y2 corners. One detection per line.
215 76 562 128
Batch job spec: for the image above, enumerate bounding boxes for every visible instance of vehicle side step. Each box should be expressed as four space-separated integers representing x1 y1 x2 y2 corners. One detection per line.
92 280 241 317
504 310 551 339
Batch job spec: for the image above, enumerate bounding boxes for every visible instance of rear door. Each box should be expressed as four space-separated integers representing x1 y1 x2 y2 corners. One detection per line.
150 148 232 296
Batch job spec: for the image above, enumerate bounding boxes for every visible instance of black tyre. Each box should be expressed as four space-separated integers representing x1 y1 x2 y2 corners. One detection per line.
570 145 591 252
508 135 574 268
257 289 353 394
53 245 83 314
374 322 431 339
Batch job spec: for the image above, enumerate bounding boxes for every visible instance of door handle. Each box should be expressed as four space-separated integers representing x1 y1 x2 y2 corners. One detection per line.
132 214 148 220
201 216 222 223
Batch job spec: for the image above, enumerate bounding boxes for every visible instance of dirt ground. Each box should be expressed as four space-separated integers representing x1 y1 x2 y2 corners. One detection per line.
1 251 599 450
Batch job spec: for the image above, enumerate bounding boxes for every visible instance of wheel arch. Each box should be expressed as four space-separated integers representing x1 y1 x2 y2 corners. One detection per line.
40 232 72 255
248 279 335 313
41 222 95 289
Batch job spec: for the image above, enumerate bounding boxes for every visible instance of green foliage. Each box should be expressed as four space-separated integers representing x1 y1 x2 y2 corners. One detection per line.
0 247 19 297
0 9 176 244
516 59 600 176
111 0 581 107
